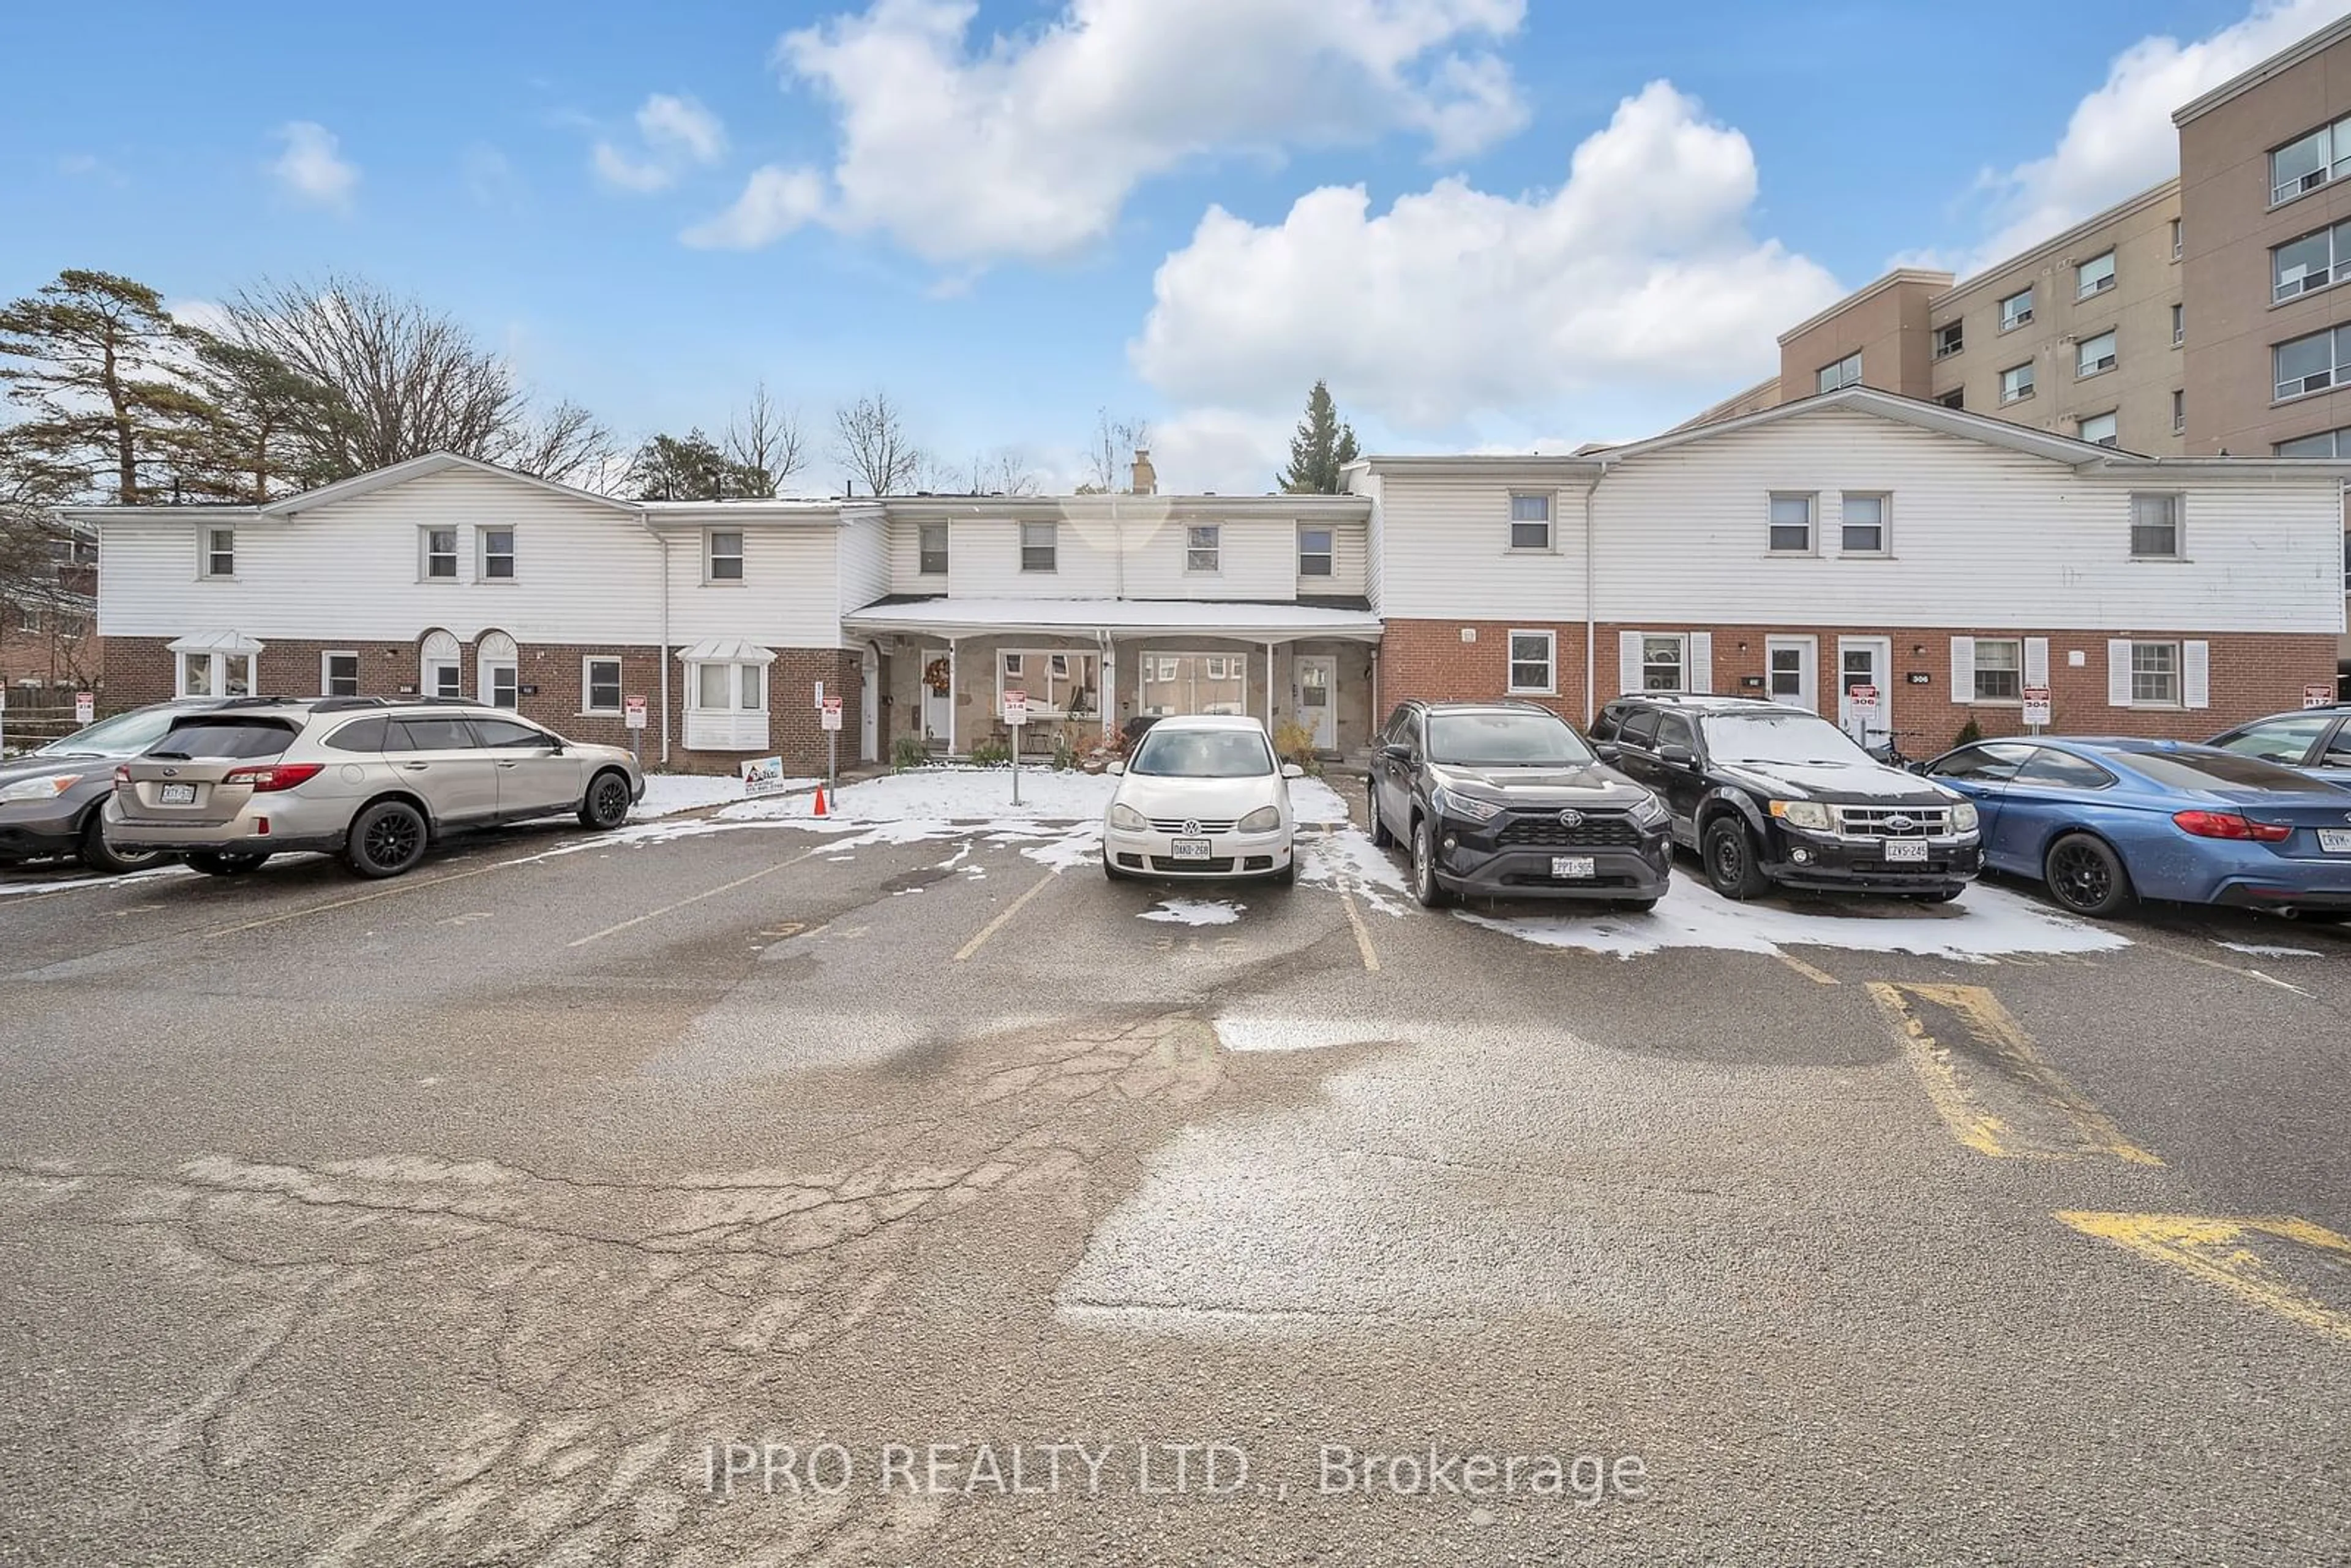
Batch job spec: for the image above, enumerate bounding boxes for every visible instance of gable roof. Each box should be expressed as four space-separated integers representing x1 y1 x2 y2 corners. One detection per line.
258 451 641 517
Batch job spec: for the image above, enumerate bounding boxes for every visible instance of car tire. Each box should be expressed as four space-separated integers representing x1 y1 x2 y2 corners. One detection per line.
78 815 163 876
1702 816 1771 901
2043 832 2135 919
1268 856 1297 888
1367 786 1393 848
1409 816 1449 909
185 850 271 877
1614 897 1659 913
1101 849 1129 882
345 800 430 880
579 768 633 831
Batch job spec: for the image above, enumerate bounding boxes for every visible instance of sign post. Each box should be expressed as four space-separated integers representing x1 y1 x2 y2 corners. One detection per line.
1846 683 1878 746
1002 688 1027 805
623 694 647 766
75 690 94 727
2307 683 2338 710
2022 685 2052 733
820 694 843 796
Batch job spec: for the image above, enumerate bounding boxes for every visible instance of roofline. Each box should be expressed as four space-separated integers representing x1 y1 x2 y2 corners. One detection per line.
2174 13 2351 126
878 493 1370 519
1354 454 1600 478
1929 178 2180 310
1775 268 1955 346
258 451 640 517
61 505 261 522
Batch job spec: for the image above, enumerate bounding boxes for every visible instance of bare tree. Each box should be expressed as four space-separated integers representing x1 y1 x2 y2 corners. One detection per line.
1079 406 1151 493
723 382 806 497
954 446 1040 496
503 399 618 489
831 390 924 497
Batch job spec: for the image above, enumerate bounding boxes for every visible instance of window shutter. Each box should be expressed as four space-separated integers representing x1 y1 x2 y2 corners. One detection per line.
2023 637 2049 687
1619 632 1642 698
1687 633 1714 694
2183 640 2210 709
2107 640 2134 708
1950 637 1976 703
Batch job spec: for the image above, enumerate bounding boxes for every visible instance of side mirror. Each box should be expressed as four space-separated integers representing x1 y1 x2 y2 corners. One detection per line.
1379 742 1412 765
1592 741 1621 761
1106 759 1126 775
1659 743 1695 768
1280 762 1305 779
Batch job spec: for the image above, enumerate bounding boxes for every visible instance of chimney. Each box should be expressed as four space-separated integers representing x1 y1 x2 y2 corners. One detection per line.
1129 448 1157 495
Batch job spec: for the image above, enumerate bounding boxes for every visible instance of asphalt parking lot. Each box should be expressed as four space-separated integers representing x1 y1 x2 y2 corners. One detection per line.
1 776 2348 1566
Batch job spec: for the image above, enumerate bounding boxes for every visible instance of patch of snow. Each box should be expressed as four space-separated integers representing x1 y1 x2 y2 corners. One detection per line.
0 864 192 899
1141 898 1244 926
632 773 772 818
1021 822 1103 871
1457 876 2130 963
1289 777 1351 827
1295 825 1412 916
1214 1016 1397 1052
2213 940 2322 958
814 765 1114 822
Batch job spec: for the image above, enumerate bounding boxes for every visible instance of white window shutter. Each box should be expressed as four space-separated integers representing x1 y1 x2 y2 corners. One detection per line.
1949 637 1975 703
2023 637 2049 687
1687 632 1713 693
2107 640 2134 707
1619 631 1642 697
2183 640 2210 709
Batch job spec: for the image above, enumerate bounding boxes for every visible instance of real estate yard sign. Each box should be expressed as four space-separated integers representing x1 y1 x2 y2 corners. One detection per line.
741 756 789 798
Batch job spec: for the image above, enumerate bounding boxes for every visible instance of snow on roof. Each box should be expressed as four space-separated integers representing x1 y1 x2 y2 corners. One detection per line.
842 596 1383 640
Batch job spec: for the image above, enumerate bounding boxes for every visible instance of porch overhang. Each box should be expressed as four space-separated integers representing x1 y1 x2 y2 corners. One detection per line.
842 596 1382 643
166 630 265 656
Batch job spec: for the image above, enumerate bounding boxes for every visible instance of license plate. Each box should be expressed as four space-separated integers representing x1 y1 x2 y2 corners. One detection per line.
159 783 196 805
2319 829 2351 853
1883 839 1928 863
1550 855 1597 879
1171 838 1212 861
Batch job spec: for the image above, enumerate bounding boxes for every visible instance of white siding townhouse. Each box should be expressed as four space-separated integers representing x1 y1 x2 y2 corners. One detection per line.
72 387 2351 771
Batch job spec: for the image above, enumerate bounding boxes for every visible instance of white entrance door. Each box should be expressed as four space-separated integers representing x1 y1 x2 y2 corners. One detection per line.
860 645 879 763
1836 636 1892 746
921 651 951 744
1764 636 1816 711
1296 655 1337 749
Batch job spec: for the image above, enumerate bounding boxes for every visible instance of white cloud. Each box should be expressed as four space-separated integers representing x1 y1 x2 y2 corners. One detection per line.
1131 81 1840 434
592 92 728 193
1968 0 2351 267
268 121 358 212
711 0 1529 263
680 165 829 248
1146 408 1295 495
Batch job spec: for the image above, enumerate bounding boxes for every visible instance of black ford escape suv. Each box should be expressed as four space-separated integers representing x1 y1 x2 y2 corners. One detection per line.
1368 701 1673 909
1590 694 1981 901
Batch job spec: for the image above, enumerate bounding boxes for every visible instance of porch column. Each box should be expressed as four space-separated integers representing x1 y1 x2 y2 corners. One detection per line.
1264 640 1277 727
947 637 959 757
1100 636 1117 745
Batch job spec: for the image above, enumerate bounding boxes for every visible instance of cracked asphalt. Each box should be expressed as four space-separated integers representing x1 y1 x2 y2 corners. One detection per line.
1 798 2349 1567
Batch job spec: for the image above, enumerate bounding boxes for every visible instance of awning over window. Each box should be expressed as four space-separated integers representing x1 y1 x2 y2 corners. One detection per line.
674 637 777 664
167 630 264 656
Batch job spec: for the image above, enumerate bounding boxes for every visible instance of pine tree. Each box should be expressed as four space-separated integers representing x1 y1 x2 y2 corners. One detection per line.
1278 379 1360 495
626 429 770 500
0 269 214 503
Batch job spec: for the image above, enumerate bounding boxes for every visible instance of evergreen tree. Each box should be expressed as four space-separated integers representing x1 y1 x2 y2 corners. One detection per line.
626 429 770 500
0 269 213 503
176 333 354 502
1278 379 1359 495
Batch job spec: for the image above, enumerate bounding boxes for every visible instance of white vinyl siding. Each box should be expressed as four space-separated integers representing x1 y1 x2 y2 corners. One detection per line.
1506 629 1554 694
2107 638 2207 709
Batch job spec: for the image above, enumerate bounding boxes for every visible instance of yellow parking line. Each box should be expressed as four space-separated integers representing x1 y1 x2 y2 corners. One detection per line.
1339 887 1381 972
566 844 828 948
1777 953 1839 986
195 855 526 940
2165 949 2312 999
2055 1211 2351 1344
954 869 1059 962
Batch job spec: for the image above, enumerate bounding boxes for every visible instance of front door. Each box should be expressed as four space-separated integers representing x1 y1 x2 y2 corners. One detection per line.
1297 656 1337 750
1764 636 1816 712
1836 636 1892 748
921 651 951 746
861 645 880 763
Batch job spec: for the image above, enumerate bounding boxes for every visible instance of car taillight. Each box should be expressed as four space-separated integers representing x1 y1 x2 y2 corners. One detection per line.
113 765 130 788
223 762 324 793
2172 809 2292 842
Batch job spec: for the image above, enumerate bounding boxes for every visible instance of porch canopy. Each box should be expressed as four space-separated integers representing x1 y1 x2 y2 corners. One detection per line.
841 596 1382 643
166 629 265 656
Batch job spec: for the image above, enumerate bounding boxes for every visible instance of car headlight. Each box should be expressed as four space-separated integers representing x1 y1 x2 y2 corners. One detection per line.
1108 802 1149 831
1770 799 1832 831
1628 793 1670 827
1951 800 1979 834
1431 786 1502 823
1236 805 1281 833
0 773 81 805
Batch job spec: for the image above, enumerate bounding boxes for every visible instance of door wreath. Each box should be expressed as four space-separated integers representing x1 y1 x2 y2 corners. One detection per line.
923 656 953 695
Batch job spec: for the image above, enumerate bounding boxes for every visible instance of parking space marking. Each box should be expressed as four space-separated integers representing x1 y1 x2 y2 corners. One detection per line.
566 844 830 949
193 854 527 940
954 869 1059 962
2162 948 2312 999
1338 887 1381 972
2055 1212 2351 1345
1776 953 1839 986
1867 981 2162 1166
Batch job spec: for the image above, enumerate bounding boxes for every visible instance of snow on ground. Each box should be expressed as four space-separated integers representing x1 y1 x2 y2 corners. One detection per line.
1140 898 1244 926
2213 940 2323 958
1289 776 1351 827
633 774 744 818
1295 823 1411 915
1457 876 2130 963
797 765 1114 821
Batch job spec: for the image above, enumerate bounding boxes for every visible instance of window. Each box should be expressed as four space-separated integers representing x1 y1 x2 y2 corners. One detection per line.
1928 741 2036 782
1933 321 1963 359
1507 630 1555 694
2129 492 2182 557
2015 750 2118 790
1202 655 1229 680
1973 639 2022 702
389 717 476 752
2273 219 2351 301
487 666 519 709
480 528 515 580
473 718 556 749
2215 715 2331 763
1049 653 1070 678
2171 304 2184 346
706 530 744 581
174 650 258 698
321 651 360 697
583 656 623 714
1020 520 1056 572
1817 351 1862 393
425 660 462 699
1002 651 1025 677
2076 330 2117 377
1936 388 1965 410
1641 635 1685 692
1999 287 2034 331
1767 493 1814 553
423 528 458 579
2170 217 2183 260
917 520 948 576
2276 323 2351 400
152 716 296 759
202 526 235 579
2173 390 2186 435
2130 641 2180 705
2077 411 2118 448
691 662 766 711
2271 116 2351 204
2076 250 2115 299
1186 523 1221 573
2000 361 2035 403
323 716 388 753
1298 526 1334 577
1509 493 1552 550
2276 425 2351 457
1840 493 1888 553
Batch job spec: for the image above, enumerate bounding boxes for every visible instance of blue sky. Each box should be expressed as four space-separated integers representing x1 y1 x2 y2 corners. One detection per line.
4 0 2344 492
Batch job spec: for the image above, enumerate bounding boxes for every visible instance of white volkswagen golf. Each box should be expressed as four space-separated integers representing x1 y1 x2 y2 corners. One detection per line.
1101 714 1303 885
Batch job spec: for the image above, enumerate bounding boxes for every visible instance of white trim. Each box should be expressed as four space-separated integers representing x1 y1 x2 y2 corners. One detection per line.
1763 634 1817 710
258 449 641 516
478 525 517 582
1506 491 1555 552
420 524 460 582
582 655 624 716
320 649 361 698
1505 628 1556 695
704 528 745 583
199 524 237 580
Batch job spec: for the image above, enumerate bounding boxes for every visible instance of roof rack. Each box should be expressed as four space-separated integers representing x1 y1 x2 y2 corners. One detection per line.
306 696 487 713
211 695 314 709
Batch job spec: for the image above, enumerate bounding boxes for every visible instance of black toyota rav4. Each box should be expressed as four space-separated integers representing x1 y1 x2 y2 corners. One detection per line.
1591 694 1981 901
1367 700 1673 909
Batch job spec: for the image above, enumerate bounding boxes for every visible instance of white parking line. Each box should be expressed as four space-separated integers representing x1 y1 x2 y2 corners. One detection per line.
954 869 1059 962
566 844 830 948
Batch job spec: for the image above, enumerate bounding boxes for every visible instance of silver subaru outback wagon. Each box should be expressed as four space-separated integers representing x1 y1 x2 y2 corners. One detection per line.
103 697 645 879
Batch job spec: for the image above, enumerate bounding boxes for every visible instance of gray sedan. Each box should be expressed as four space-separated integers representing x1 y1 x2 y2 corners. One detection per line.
0 700 236 874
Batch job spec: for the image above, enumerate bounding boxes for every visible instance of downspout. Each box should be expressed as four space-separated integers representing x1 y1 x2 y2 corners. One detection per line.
656 525 673 767
1583 459 1612 727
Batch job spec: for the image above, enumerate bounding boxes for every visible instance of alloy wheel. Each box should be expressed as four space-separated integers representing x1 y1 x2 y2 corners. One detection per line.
2049 841 2109 910
591 774 631 826
366 810 422 870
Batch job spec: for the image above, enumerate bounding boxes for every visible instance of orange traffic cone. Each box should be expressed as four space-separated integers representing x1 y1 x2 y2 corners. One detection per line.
812 784 829 817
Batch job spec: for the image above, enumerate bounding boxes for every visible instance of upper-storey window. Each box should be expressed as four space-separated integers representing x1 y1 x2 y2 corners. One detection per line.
2077 411 2118 448
2271 115 2351 204
2076 330 2117 378
201 525 234 579
917 520 948 576
422 527 458 579
1508 493 1551 550
1816 351 1861 393
1020 520 1056 572
2276 425 2351 457
1932 322 1963 359
1297 526 1334 577
2000 361 2035 404
480 528 515 580
2076 250 2115 299
2273 219 2351 302
706 530 744 581
1998 287 2033 331
2275 324 2351 400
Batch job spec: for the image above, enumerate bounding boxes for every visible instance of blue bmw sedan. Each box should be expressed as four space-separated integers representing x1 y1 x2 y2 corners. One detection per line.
1919 737 2351 920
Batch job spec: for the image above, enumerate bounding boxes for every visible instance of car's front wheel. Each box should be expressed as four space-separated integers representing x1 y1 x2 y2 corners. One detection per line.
1409 816 1448 909
1367 786 1393 848
79 816 164 876
579 768 633 830
2043 832 2134 919
1702 816 1771 901
1101 849 1129 882
186 850 271 877
346 800 429 879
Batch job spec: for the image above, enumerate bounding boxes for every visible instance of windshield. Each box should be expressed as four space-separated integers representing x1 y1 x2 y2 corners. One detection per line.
35 706 182 759
1427 711 1592 767
2119 749 2321 793
1702 711 1875 767
1129 727 1275 778
148 718 298 761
